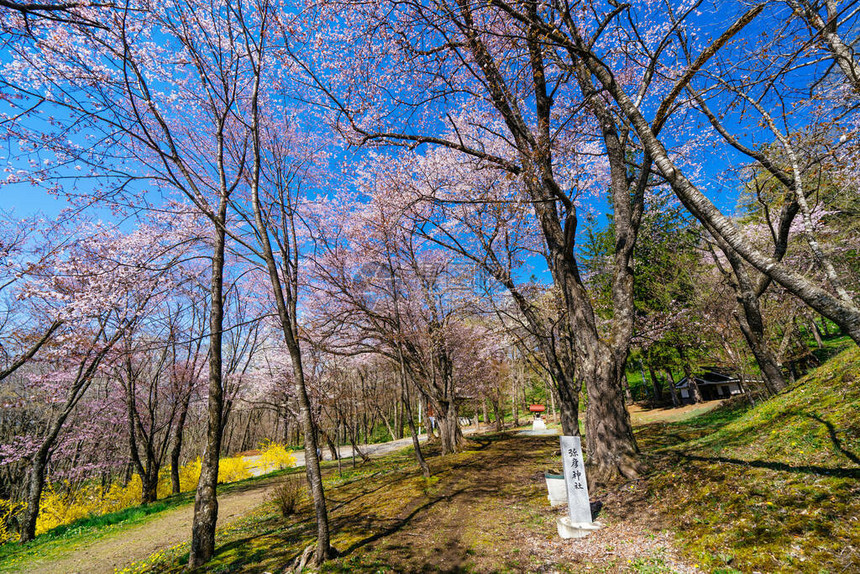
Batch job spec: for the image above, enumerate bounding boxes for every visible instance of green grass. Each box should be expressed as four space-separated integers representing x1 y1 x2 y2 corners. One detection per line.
638 343 860 573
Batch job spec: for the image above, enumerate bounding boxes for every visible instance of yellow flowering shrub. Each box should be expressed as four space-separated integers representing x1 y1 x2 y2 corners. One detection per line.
34 477 144 536
257 440 297 473
9 449 277 541
168 457 202 495
217 456 251 483
0 499 23 544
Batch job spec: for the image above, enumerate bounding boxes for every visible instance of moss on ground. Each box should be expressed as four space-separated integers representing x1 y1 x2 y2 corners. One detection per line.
639 345 860 573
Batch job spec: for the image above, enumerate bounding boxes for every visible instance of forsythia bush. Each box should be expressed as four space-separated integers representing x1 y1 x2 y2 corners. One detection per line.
257 440 297 473
159 457 203 497
0 499 23 544
217 456 252 483
35 477 143 535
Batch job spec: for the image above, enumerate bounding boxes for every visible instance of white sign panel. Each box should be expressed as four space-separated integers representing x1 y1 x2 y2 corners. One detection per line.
560 435 592 524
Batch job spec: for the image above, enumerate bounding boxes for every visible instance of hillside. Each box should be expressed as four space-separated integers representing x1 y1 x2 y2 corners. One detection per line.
638 345 860 573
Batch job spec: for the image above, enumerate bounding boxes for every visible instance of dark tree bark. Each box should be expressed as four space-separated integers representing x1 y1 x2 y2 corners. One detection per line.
708 235 789 396
188 217 227 567
169 401 188 496
664 370 680 407
647 363 663 402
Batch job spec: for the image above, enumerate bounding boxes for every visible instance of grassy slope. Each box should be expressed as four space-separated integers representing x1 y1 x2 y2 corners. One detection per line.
638 344 860 573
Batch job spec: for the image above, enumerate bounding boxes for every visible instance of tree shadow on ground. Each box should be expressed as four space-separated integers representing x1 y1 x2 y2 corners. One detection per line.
678 453 860 478
803 412 860 466
336 488 466 557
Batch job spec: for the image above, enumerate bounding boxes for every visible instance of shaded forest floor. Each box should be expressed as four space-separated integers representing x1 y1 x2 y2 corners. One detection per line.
2 344 859 573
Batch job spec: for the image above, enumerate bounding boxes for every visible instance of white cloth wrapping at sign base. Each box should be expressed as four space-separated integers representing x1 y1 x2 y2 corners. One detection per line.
558 435 602 539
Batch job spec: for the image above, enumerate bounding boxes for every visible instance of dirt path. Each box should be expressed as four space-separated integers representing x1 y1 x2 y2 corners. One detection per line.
27 476 280 574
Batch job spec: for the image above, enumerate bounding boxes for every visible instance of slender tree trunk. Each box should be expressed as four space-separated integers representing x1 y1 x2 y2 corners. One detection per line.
622 374 633 405
511 369 520 427
491 399 502 432
401 383 430 478
638 359 650 399
809 317 824 348
188 222 227 568
323 429 338 461
719 244 788 395
647 363 663 402
664 370 680 407
18 323 120 542
284 412 292 445
291 348 331 564
170 393 191 495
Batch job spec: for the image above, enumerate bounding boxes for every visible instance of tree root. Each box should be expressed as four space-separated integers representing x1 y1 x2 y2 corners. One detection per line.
285 544 314 573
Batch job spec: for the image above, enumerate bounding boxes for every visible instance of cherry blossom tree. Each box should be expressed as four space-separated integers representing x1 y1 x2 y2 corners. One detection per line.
6 216 194 541
0 214 65 384
1 0 266 562
294 0 655 481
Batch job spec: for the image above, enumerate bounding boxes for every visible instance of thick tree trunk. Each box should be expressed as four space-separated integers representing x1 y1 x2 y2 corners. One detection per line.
583 347 640 486
141 465 159 504
19 450 48 543
556 379 580 435
736 311 787 396
436 399 462 455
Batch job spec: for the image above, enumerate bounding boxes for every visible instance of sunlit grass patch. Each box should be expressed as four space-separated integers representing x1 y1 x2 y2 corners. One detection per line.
644 345 860 573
